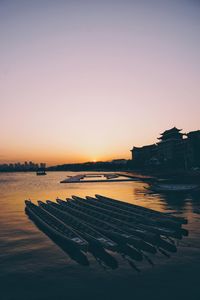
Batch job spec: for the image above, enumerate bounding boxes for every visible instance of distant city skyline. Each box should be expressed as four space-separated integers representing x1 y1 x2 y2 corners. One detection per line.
0 161 46 171
1 0 200 164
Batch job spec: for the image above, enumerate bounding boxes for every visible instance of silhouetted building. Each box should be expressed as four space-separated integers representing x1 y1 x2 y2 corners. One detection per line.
131 127 200 169
186 130 200 168
157 127 185 168
158 127 183 142
0 161 46 172
131 144 158 167
111 159 127 165
40 163 46 169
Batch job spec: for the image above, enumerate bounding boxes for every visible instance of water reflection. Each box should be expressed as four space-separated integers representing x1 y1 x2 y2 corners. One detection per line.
134 182 200 215
26 210 148 269
151 192 189 211
88 245 118 270
26 208 119 269
26 213 90 266
0 172 199 276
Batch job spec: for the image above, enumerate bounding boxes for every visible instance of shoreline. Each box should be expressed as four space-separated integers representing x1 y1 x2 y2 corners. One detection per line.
1 169 200 184
126 169 200 184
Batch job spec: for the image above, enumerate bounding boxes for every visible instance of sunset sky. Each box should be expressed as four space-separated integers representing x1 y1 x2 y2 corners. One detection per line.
1 0 200 165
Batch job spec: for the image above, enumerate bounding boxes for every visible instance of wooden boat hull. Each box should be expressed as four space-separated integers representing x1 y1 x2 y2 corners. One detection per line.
57 199 178 253
95 194 188 224
43 201 117 251
71 196 185 237
25 203 88 251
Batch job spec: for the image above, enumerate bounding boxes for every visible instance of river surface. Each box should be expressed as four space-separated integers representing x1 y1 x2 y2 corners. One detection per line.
0 172 200 300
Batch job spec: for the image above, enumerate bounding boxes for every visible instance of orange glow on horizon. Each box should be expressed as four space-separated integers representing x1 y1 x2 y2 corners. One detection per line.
1 1 200 165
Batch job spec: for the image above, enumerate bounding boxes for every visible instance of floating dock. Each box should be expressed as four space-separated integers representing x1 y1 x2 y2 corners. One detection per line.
60 173 136 183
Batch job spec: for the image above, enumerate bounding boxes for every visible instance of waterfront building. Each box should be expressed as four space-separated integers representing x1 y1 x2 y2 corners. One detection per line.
111 159 127 165
157 127 185 168
131 127 200 169
186 130 200 168
0 161 46 172
131 144 158 167
157 127 184 142
40 163 46 169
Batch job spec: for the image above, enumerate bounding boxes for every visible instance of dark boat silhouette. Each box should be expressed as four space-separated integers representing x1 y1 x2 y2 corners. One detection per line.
95 194 187 224
26 212 90 266
36 170 46 175
25 200 88 251
58 197 179 253
39 200 117 251
70 196 186 239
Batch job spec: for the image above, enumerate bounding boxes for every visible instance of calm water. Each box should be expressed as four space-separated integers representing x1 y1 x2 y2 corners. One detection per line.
1 172 200 300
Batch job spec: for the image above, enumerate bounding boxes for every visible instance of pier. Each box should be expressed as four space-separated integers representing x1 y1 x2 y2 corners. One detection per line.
60 173 136 183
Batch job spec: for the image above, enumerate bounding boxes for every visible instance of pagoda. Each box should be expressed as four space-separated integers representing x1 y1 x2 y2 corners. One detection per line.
130 126 200 169
156 127 186 168
157 127 183 143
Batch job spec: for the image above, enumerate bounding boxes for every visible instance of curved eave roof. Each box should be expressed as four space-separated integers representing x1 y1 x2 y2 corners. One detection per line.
159 127 182 136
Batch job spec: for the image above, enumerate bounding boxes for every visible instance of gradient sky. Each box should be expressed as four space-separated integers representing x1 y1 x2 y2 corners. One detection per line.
1 0 200 165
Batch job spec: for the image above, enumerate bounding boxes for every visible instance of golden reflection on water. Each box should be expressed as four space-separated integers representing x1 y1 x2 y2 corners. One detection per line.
1 171 200 279
0 172 164 213
0 171 199 239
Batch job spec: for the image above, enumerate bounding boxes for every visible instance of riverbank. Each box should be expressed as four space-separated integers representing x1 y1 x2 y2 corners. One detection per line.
125 169 200 184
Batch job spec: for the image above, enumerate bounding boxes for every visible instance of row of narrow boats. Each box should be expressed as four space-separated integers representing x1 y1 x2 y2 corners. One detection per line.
25 194 188 262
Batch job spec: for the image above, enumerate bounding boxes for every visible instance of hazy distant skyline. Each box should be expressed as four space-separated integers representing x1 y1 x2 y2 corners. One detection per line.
1 0 200 165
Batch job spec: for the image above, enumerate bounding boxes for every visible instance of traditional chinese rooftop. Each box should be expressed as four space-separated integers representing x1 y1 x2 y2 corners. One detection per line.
158 127 184 141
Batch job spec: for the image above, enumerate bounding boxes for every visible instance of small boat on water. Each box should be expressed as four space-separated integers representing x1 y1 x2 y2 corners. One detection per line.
56 199 136 244
71 195 184 233
85 175 102 178
147 183 200 193
39 200 117 251
25 200 88 251
55 199 148 255
95 194 187 224
36 170 46 176
24 193 190 266
66 199 159 245
56 198 177 253
85 196 183 229
105 174 118 180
